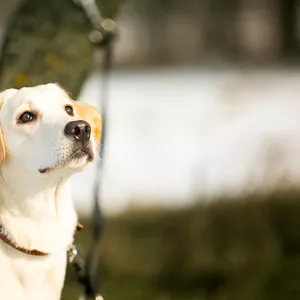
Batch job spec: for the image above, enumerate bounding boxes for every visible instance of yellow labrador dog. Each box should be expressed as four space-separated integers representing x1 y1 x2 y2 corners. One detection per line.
0 83 101 299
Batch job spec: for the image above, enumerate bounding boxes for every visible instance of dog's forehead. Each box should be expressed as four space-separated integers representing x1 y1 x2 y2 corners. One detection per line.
10 84 70 110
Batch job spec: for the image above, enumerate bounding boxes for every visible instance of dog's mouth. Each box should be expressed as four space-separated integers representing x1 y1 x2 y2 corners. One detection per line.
39 148 94 174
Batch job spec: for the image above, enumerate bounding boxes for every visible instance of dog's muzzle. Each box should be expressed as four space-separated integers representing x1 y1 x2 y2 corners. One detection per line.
38 120 94 174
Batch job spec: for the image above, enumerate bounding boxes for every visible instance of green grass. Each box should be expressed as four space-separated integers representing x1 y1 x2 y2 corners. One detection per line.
62 190 300 300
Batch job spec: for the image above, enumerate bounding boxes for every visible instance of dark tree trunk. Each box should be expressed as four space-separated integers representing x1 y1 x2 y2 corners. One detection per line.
279 0 299 57
0 0 23 54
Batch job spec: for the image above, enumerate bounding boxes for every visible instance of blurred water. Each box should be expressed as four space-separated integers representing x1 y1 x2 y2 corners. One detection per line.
71 67 300 215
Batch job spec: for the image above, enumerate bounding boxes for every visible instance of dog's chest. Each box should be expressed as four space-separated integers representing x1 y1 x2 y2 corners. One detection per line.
0 247 67 300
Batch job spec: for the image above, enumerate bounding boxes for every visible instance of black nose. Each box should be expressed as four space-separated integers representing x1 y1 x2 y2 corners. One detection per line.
64 120 91 143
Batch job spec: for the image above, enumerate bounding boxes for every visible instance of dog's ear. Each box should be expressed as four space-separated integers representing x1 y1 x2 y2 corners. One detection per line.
74 101 102 146
0 89 18 165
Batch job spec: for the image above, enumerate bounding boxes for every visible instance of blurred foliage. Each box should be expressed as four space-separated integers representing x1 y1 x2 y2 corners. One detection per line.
0 0 92 97
0 0 124 97
63 190 300 300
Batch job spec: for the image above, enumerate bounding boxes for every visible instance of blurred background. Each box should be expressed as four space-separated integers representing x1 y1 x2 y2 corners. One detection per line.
2 0 300 299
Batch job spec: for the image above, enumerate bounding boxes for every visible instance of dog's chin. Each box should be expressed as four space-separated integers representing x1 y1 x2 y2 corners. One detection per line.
39 150 94 174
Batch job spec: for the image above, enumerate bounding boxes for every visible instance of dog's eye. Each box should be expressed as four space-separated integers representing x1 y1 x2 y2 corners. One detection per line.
18 112 36 124
65 105 74 116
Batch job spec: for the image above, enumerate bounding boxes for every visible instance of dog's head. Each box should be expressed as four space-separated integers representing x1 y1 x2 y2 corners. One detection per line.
0 83 101 178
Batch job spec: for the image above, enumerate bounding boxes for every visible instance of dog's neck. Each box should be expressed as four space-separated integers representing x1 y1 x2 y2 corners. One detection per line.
0 162 78 253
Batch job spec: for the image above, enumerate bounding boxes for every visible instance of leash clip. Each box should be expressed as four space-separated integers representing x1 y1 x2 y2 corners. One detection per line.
67 244 78 263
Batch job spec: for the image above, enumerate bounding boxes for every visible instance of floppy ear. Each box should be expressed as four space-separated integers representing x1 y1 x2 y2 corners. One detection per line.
0 89 18 165
74 101 102 146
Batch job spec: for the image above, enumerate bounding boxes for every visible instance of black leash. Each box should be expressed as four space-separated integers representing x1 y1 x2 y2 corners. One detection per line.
69 0 118 299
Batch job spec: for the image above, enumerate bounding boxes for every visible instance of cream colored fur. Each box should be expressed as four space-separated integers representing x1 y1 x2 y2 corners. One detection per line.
0 83 101 300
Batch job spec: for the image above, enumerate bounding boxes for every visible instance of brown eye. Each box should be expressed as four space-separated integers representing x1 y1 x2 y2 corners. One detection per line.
18 112 36 124
65 105 74 116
